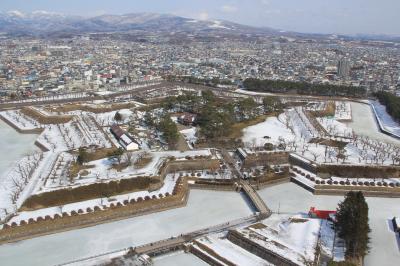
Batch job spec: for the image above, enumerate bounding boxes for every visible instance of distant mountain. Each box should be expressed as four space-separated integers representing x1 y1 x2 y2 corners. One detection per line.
0 11 277 36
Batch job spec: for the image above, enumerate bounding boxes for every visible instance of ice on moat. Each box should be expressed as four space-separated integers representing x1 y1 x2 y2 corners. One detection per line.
370 100 400 137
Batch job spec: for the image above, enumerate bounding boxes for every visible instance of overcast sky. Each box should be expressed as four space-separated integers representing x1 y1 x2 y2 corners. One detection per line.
1 0 399 36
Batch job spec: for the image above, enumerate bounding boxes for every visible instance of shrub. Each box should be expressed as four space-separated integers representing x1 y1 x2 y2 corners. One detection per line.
333 181 338 185
129 199 136 204
158 193 164 198
37 216 44 222
369 182 375 186
327 180 332 185
137 197 143 202
152 195 157 199
389 183 395 187
86 207 93 213
339 181 345 185
77 209 84 214
71 210 78 216
19 220 27 226
11 222 18 227
144 196 151 201
321 180 326 185
123 200 129 205
54 214 61 219
316 180 321 184
352 181 357 185
383 182 388 186
377 182 382 186
116 202 123 207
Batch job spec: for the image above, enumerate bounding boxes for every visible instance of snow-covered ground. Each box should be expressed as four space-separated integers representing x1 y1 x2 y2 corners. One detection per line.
236 214 323 265
0 190 253 266
259 182 400 266
242 116 294 147
195 233 272 265
153 251 208 266
370 100 400 137
335 101 352 121
242 102 398 166
317 117 353 138
180 127 198 149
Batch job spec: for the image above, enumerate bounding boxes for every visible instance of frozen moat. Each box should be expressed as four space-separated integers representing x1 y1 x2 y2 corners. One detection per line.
259 183 400 266
346 102 400 145
0 120 39 175
0 190 252 266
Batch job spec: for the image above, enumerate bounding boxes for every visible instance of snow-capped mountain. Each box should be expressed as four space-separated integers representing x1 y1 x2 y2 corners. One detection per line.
0 11 276 36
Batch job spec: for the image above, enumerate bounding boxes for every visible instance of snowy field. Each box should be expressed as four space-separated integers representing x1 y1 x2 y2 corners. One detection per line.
0 190 252 266
259 182 400 266
242 116 294 147
195 233 271 265
153 251 208 266
235 214 326 265
335 101 352 121
370 100 400 137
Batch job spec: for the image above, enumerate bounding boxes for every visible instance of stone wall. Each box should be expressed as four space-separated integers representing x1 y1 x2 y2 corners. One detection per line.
227 230 300 266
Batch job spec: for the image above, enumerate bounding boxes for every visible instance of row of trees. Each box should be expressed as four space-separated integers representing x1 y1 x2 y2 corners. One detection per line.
243 78 366 97
375 91 400 122
164 75 233 86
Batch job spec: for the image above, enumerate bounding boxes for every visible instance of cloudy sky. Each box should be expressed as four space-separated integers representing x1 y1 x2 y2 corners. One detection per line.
1 0 399 35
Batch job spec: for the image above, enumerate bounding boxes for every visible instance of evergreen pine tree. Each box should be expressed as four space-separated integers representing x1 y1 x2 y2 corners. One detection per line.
335 191 370 259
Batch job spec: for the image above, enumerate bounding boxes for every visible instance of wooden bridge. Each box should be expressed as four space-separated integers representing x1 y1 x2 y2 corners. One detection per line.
57 215 259 266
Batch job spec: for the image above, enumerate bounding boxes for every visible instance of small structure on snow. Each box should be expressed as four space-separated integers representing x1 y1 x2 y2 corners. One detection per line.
309 207 336 221
392 217 400 233
178 112 197 126
110 124 140 151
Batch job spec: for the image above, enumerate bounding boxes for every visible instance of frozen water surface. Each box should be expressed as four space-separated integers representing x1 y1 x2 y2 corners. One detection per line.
345 102 400 145
0 120 39 174
259 183 400 266
0 190 252 266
